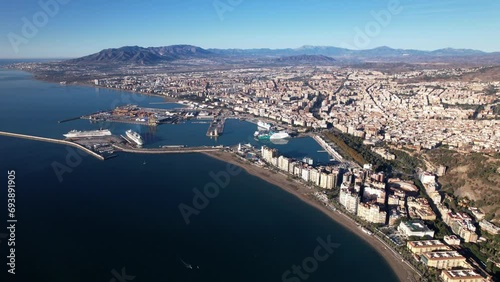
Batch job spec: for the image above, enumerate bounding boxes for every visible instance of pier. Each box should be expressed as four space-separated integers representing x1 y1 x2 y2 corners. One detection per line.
0 131 105 160
161 145 186 148
112 144 221 154
0 130 224 159
312 134 344 162
206 117 225 137
58 116 82 123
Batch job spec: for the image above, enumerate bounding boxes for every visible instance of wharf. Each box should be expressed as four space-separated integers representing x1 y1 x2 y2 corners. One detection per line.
312 134 344 162
206 117 225 137
112 144 221 154
161 145 186 148
80 105 189 126
0 130 225 159
58 116 82 123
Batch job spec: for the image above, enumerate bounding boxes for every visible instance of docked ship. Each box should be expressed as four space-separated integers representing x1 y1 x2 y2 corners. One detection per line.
125 129 143 146
269 138 289 145
270 131 290 140
254 130 290 140
63 129 111 138
257 121 272 131
254 130 269 140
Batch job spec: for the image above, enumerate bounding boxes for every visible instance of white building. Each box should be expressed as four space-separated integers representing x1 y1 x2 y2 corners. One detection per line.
357 202 386 224
319 172 336 189
398 220 435 238
339 188 360 214
309 169 321 185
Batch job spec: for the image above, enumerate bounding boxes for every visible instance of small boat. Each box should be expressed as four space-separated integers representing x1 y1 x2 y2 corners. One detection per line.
180 259 193 269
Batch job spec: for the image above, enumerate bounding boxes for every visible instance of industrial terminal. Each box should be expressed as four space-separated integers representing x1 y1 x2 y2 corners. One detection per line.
80 104 219 126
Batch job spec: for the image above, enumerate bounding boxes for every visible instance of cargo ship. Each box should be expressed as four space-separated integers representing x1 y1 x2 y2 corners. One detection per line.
125 129 143 146
63 129 111 138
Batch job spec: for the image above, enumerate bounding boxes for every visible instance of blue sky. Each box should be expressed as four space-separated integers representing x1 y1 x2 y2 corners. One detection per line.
0 0 499 58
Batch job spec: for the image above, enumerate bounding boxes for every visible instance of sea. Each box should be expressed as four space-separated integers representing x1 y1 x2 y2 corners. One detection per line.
0 60 399 282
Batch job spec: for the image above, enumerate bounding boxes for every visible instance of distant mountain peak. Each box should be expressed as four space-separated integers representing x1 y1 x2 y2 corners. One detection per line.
372 46 394 50
66 45 214 65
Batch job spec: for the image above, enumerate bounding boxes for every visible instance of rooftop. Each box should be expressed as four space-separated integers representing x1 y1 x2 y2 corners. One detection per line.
442 269 483 279
403 220 433 232
423 251 464 260
408 240 445 247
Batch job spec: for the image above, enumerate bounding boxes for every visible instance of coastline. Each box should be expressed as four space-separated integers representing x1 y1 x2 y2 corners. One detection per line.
71 81 179 101
2 67 178 102
6 68 421 280
203 150 421 282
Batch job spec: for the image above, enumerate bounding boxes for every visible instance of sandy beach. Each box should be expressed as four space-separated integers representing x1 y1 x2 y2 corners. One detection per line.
204 150 421 282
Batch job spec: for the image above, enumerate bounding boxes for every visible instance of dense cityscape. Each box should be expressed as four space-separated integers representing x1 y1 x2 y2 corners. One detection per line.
2 1 500 281
80 66 499 153
6 57 500 281
68 64 499 281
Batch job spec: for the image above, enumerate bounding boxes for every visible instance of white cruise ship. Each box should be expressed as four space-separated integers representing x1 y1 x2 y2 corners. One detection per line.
63 129 111 138
257 121 272 131
125 129 143 146
270 131 290 140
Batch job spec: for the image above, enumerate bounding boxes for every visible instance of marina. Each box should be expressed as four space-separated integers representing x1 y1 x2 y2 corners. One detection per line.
75 104 233 139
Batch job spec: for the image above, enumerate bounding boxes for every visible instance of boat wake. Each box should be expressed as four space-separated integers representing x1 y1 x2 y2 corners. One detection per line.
180 258 199 270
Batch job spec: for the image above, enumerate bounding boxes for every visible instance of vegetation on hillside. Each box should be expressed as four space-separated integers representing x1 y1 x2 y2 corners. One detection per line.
426 148 500 222
323 130 424 176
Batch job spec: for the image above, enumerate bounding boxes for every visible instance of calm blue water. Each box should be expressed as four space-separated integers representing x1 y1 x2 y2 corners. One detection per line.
0 67 398 282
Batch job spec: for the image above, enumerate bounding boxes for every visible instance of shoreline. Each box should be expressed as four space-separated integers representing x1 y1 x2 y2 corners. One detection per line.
1 68 179 102
6 68 420 280
203 150 421 282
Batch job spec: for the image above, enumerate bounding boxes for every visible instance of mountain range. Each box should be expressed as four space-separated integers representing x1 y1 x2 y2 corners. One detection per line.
66 45 498 66
68 45 214 65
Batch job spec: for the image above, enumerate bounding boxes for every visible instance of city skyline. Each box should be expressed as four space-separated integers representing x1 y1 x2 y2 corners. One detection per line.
1 0 499 58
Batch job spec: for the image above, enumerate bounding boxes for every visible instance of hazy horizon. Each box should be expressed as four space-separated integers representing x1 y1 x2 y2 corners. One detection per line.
1 44 499 60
